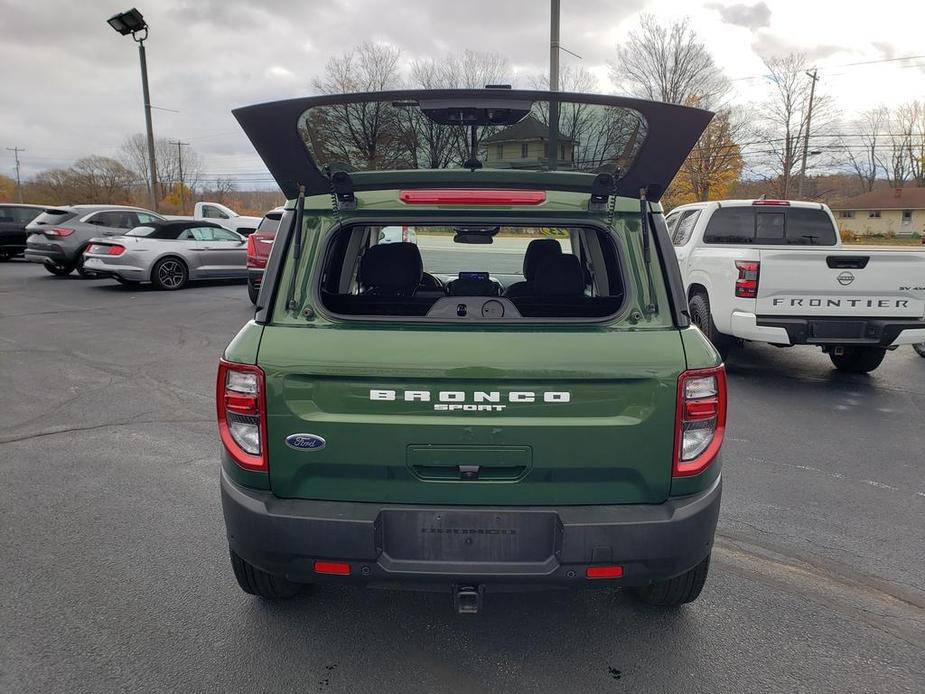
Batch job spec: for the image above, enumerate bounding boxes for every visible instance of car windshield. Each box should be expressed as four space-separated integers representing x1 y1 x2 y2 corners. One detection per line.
125 226 157 237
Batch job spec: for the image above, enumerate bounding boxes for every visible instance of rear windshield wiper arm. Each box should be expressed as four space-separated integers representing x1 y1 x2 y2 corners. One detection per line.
284 184 306 314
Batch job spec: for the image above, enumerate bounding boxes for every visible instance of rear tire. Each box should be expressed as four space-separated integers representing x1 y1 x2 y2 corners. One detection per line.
829 346 886 373
247 279 260 304
631 555 710 607
151 257 188 290
688 292 734 360
44 262 74 277
914 343 925 358
74 254 95 278
229 550 303 599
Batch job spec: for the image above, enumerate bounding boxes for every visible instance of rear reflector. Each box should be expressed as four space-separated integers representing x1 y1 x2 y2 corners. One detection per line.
752 199 790 206
586 565 624 579
399 189 546 205
314 561 351 576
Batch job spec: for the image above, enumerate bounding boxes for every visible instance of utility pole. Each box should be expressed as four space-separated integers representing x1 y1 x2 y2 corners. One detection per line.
170 140 189 214
548 0 561 169
6 147 24 202
797 68 819 199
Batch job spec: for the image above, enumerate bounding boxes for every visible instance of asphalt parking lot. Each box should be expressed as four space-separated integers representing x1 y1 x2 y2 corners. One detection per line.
2 258 924 694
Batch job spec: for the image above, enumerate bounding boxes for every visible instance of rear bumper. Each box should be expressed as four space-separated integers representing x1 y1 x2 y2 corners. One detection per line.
0 231 27 253
83 256 149 281
24 245 70 266
221 467 722 589
755 315 925 347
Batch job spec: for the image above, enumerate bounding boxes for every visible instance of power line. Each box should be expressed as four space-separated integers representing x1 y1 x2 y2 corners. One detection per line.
6 147 24 202
729 53 925 82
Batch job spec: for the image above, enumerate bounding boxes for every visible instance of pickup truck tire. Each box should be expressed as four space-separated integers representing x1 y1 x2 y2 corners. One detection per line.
913 343 925 358
829 346 887 373
630 555 710 607
247 279 259 304
229 550 303 599
688 293 734 360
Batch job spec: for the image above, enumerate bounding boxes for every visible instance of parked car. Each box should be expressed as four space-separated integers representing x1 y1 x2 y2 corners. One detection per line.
246 206 284 303
668 199 925 373
83 220 248 290
377 225 417 244
218 89 725 611
0 204 47 260
24 205 164 276
167 201 262 235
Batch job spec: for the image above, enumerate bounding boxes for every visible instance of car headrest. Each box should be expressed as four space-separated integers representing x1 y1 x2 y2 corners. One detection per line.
522 238 563 281
359 242 423 293
534 254 586 296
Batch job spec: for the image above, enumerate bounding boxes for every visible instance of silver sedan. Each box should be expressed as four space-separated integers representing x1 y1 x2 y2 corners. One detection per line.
83 221 248 290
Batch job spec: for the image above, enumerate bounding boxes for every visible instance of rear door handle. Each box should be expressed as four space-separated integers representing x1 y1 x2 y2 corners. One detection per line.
827 256 869 269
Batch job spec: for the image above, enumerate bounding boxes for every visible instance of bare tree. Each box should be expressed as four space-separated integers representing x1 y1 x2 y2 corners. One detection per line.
410 49 511 89
896 101 924 186
30 156 137 204
608 14 729 107
120 134 203 195
756 53 835 198
843 107 887 192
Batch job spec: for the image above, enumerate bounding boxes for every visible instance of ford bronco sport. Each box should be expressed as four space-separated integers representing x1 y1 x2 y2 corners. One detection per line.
218 90 725 612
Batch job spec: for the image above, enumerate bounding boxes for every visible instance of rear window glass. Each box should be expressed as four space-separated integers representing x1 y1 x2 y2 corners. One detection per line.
299 98 647 175
671 210 701 246
703 207 836 246
29 209 76 226
315 224 627 320
257 213 283 235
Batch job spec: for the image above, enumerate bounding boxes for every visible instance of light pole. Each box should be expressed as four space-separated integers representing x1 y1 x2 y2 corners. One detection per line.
108 8 159 211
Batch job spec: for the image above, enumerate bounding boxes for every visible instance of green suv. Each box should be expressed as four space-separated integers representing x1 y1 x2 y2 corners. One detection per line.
218 90 725 612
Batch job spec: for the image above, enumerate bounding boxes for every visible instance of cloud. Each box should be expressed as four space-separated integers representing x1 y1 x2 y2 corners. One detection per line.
751 32 843 62
706 2 772 30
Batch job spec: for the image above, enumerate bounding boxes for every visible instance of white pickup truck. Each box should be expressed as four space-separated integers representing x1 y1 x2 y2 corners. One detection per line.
166 202 261 235
667 199 925 373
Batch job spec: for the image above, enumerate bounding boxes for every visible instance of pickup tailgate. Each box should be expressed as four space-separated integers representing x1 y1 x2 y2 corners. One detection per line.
756 249 925 319
258 326 686 506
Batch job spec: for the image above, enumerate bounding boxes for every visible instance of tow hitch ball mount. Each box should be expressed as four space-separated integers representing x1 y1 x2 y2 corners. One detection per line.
453 584 484 614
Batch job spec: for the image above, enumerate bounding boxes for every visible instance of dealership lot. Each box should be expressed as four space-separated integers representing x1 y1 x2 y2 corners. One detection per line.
1 259 924 693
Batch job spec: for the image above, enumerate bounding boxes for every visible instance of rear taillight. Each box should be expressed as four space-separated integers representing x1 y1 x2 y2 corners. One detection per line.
245 234 257 263
86 244 125 256
399 189 546 205
45 227 74 237
217 360 267 472
674 366 727 478
734 260 760 298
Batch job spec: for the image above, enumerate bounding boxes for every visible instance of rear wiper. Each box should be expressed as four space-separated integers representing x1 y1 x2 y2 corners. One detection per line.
284 184 306 314
639 189 659 316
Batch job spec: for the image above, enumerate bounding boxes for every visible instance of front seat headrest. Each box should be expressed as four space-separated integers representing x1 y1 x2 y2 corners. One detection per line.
522 238 563 281
534 254 586 296
359 242 423 294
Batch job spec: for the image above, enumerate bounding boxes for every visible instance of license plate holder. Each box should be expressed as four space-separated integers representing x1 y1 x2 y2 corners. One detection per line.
809 320 865 340
380 509 557 563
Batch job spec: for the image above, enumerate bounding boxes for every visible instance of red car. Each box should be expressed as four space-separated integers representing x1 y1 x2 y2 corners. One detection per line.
246 207 284 304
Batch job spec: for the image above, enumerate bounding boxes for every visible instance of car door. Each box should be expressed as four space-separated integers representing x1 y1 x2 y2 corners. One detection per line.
200 226 247 276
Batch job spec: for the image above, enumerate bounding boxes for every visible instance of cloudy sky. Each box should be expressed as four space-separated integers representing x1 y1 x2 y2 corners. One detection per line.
2 0 924 188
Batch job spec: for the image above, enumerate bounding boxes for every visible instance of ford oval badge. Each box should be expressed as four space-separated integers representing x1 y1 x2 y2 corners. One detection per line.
285 433 326 451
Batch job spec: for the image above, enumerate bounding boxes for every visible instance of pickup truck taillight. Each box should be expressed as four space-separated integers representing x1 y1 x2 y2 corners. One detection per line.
674 366 727 478
217 360 268 472
734 260 760 298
